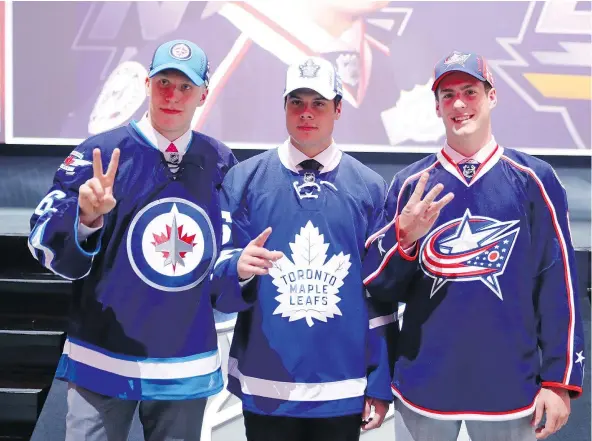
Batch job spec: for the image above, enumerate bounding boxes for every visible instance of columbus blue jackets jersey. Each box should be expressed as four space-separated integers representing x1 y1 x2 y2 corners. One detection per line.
28 122 237 400
212 147 395 418
363 145 585 420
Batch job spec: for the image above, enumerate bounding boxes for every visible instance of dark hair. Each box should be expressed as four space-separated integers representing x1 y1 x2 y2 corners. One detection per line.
284 93 342 111
434 80 492 99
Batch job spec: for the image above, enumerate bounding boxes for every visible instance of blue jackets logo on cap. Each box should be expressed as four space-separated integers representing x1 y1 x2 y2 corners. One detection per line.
444 51 471 68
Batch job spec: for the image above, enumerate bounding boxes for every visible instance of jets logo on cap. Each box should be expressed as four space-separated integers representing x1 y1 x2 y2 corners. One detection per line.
170 43 192 60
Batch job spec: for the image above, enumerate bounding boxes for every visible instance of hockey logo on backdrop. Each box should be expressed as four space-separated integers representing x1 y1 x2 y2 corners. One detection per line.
269 221 351 327
59 150 92 175
127 198 216 292
489 0 592 149
420 210 520 300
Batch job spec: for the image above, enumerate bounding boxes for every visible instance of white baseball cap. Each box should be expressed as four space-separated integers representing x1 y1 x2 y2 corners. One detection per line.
283 56 343 100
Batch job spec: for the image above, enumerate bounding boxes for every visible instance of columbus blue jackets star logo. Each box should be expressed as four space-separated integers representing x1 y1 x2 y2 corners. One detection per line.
420 209 520 299
444 51 471 68
127 198 216 292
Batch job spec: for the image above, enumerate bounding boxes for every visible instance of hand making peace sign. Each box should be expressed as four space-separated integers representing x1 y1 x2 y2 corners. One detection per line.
78 148 120 227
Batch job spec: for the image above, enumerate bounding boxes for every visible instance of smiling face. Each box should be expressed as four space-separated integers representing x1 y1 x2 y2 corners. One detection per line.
285 88 341 155
145 69 207 141
435 71 496 152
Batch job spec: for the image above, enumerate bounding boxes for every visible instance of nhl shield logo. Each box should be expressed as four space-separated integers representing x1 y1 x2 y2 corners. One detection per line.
127 198 216 292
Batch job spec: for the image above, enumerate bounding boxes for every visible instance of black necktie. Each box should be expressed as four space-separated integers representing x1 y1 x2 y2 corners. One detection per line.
299 159 322 171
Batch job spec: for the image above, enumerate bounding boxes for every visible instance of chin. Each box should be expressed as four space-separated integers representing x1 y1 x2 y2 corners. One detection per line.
450 124 477 137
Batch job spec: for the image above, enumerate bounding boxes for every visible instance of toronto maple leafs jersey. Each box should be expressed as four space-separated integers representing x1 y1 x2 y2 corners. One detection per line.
28 122 237 400
363 145 585 420
211 146 395 418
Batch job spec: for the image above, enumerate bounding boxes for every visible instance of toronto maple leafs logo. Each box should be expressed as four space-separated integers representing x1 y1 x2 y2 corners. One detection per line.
299 59 321 78
268 221 351 327
420 210 519 300
127 198 216 292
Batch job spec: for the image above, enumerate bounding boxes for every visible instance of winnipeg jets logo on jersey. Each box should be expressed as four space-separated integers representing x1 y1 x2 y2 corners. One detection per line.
127 198 216 292
420 210 519 300
59 151 92 175
268 221 351 327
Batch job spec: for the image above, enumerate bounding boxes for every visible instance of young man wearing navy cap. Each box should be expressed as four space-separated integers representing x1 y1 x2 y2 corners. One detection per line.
210 56 394 440
29 39 237 441
362 51 585 440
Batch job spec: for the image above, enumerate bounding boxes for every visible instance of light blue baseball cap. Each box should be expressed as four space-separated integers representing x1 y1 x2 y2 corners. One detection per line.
148 39 210 87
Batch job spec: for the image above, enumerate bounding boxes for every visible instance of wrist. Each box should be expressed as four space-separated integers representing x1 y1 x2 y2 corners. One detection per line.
79 213 102 228
545 386 570 397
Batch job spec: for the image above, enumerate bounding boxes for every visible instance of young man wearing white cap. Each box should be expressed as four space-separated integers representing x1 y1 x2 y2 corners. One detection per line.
211 57 392 440
363 51 585 441
29 39 237 441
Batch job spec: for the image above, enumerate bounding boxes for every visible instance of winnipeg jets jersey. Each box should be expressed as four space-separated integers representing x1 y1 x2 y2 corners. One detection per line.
363 144 585 420
28 122 237 400
212 146 394 418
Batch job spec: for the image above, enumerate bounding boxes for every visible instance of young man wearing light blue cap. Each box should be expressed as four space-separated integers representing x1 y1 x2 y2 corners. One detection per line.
362 50 585 441
29 39 237 441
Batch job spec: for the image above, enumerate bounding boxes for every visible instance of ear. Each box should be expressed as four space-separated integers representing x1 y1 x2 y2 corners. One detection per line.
435 98 442 118
145 77 151 97
488 88 497 109
197 86 209 107
334 100 342 120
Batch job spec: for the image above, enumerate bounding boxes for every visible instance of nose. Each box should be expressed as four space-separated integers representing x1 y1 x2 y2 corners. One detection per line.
299 106 314 120
453 95 466 109
165 87 182 103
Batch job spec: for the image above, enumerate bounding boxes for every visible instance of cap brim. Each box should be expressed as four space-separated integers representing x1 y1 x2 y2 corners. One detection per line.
283 85 337 100
149 63 205 86
432 68 487 91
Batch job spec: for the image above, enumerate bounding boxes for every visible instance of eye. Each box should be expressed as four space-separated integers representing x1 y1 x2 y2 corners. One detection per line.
466 89 477 95
314 101 326 108
442 93 453 99
159 78 170 86
290 99 302 106
181 84 192 91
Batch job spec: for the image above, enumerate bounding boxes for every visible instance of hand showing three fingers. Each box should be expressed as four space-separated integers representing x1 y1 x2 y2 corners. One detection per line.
398 172 454 249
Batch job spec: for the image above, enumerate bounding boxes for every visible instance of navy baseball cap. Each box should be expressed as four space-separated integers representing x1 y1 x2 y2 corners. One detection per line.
432 51 495 92
148 39 209 87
